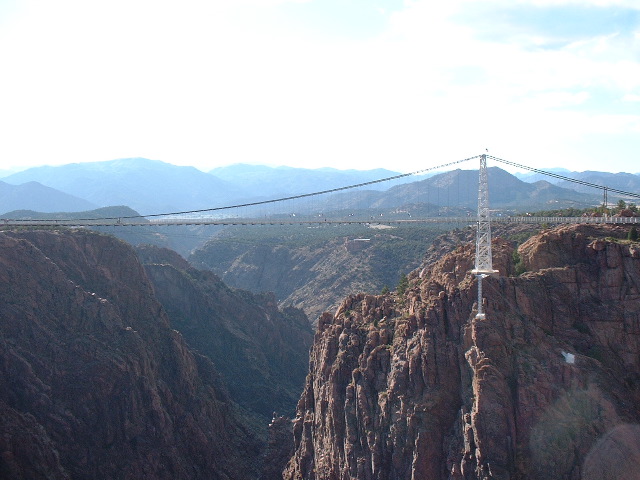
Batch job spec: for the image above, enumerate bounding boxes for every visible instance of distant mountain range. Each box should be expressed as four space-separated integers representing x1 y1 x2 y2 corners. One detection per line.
515 169 640 194
0 157 637 216
0 158 409 215
322 167 599 212
514 168 573 183
556 171 640 195
2 158 245 215
0 180 96 213
209 164 410 197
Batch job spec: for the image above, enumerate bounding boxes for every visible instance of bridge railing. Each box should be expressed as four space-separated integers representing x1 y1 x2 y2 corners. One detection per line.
495 215 640 224
0 215 638 227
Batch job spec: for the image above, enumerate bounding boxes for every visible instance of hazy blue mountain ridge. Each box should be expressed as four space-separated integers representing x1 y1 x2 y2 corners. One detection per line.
555 171 640 197
0 180 96 214
0 158 626 218
2 158 246 215
516 169 640 197
514 167 572 184
209 163 410 199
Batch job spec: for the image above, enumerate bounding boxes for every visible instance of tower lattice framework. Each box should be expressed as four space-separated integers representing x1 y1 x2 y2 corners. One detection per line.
471 153 498 319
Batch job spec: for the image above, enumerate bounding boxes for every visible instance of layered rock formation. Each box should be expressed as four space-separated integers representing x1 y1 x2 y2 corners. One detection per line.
0 230 260 479
284 224 640 479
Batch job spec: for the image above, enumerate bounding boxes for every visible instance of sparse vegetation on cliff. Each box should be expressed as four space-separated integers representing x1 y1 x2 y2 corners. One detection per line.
190 223 450 320
512 249 527 275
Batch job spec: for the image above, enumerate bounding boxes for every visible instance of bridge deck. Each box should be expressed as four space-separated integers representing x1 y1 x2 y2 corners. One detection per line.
0 216 637 227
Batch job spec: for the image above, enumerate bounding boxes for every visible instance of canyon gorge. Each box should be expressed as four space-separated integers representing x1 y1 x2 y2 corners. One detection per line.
0 224 639 479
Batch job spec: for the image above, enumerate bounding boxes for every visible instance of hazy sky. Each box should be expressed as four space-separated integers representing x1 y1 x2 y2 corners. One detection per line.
0 0 638 173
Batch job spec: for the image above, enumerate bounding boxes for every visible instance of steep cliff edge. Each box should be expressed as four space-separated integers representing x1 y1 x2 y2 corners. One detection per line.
136 244 314 422
284 224 640 480
0 230 259 479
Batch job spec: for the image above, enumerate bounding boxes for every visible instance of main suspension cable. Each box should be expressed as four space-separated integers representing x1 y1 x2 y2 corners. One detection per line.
60 155 482 222
489 156 640 200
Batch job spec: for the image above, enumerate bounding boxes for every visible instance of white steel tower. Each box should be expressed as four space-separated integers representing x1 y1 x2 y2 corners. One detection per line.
471 153 498 319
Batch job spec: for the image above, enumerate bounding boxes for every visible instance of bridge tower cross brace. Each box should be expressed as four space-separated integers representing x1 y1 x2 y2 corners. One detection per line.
471 153 498 319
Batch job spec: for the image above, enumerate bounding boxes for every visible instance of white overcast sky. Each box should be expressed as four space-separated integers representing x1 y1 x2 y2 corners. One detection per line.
0 0 639 173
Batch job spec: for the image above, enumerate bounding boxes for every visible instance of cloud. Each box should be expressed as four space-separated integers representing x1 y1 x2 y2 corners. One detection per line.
0 0 638 172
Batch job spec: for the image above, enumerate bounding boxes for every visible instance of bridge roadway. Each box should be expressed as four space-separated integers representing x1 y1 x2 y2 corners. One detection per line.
1 215 638 227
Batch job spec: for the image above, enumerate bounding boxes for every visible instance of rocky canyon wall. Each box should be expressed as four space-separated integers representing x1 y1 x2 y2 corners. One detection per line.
0 230 261 479
136 244 314 422
284 224 640 480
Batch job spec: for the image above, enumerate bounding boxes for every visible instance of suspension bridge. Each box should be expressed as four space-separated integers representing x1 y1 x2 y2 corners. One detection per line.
4 153 638 320
1 154 639 228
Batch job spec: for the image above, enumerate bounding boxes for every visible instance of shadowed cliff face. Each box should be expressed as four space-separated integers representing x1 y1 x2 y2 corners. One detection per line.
0 230 260 480
284 224 640 480
136 245 314 422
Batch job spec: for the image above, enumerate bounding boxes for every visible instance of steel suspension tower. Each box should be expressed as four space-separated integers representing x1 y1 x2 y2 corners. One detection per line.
471 153 498 319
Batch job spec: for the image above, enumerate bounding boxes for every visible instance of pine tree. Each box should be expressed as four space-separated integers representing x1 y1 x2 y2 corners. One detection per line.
396 273 409 296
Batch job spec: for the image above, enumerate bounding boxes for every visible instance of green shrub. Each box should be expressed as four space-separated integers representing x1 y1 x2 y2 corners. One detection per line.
512 249 526 275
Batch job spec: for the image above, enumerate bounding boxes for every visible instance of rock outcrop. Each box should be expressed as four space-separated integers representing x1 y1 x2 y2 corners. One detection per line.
0 230 259 479
284 224 640 479
261 415 296 480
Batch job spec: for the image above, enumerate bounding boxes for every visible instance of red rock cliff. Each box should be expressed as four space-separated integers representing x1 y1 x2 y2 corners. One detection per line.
284 224 640 480
0 230 259 479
